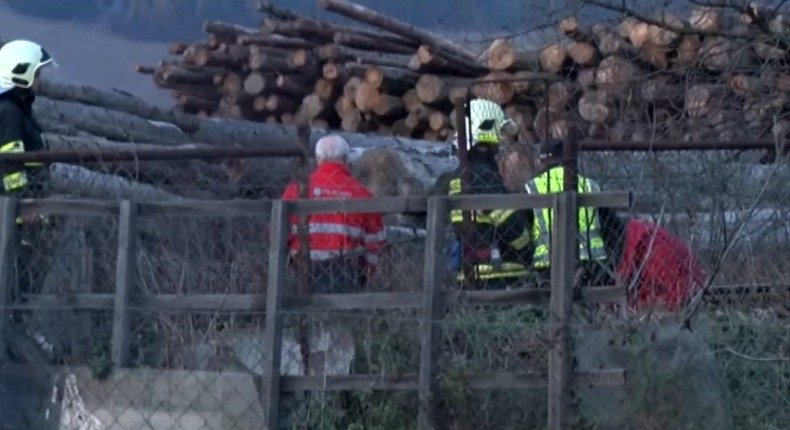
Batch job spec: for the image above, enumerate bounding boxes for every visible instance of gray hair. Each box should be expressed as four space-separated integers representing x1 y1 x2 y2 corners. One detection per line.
315 135 350 163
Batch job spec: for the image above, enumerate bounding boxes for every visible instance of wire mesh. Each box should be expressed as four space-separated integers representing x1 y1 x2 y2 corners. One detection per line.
0 138 788 430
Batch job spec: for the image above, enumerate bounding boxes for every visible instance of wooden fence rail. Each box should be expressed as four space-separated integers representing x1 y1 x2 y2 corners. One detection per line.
0 190 631 430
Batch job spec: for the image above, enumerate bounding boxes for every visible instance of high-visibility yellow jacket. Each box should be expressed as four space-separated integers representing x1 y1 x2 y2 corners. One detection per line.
0 90 46 196
524 166 607 269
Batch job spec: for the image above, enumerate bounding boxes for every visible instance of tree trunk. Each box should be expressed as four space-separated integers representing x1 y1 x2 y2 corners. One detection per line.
318 0 479 63
578 90 612 124
413 45 487 77
333 32 415 55
538 44 568 74
470 71 516 105
38 80 200 133
486 39 540 71
365 66 419 93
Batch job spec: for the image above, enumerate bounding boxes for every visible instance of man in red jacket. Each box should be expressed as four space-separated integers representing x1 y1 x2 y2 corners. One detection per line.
615 218 706 313
282 135 387 294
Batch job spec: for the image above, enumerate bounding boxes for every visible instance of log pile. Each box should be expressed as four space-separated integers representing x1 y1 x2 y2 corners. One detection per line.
20 79 456 202
138 0 789 145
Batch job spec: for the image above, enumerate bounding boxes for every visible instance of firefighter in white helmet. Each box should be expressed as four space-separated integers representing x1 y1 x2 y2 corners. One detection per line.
435 98 534 289
0 39 54 201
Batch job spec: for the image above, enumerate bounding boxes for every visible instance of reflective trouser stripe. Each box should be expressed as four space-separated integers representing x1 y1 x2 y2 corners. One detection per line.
0 140 41 192
456 262 529 281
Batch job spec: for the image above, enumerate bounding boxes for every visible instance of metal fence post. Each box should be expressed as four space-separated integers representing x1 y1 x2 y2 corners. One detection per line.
0 197 17 361
547 192 578 430
111 200 138 367
262 199 289 430
418 196 448 429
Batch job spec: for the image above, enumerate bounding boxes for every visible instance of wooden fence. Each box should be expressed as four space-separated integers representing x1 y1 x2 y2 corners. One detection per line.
0 190 631 430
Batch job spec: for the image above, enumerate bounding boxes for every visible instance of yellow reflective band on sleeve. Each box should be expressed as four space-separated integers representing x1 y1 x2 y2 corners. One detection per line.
509 229 532 251
449 178 462 195
488 208 515 226
1 140 32 192
4 171 28 192
0 140 24 153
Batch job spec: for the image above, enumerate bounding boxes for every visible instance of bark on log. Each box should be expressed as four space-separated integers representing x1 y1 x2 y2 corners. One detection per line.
372 95 407 118
412 45 486 77
333 32 415 55
237 34 316 50
38 80 200 133
177 94 218 113
41 134 235 196
364 66 419 93
266 94 300 114
192 45 248 69
276 74 313 98
249 50 295 73
486 39 540 71
318 0 479 64
34 98 192 146
161 65 215 86
43 80 456 188
314 78 341 101
293 17 418 48
204 20 259 37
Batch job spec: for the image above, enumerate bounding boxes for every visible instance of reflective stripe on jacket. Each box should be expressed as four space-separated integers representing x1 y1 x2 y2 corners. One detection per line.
524 166 606 268
281 162 386 268
448 177 530 281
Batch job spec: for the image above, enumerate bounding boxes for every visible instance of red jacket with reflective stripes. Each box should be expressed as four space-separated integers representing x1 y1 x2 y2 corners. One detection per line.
281 162 386 268
617 219 705 312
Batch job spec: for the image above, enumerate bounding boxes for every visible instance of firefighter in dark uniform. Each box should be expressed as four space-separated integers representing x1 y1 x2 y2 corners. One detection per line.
435 98 534 290
0 40 54 313
0 39 53 201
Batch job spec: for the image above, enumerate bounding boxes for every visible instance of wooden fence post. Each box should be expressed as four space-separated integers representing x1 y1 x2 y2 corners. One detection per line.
262 200 289 430
111 200 138 368
0 197 17 360
547 192 578 430
418 196 447 429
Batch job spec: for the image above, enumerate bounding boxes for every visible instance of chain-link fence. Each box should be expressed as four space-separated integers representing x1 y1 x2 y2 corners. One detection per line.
1 140 788 430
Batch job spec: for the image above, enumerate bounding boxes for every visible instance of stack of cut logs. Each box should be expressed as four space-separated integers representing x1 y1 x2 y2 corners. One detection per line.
138 0 790 143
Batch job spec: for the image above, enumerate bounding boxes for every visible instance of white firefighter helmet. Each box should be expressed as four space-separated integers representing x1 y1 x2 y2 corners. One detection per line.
0 40 55 91
452 98 513 149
